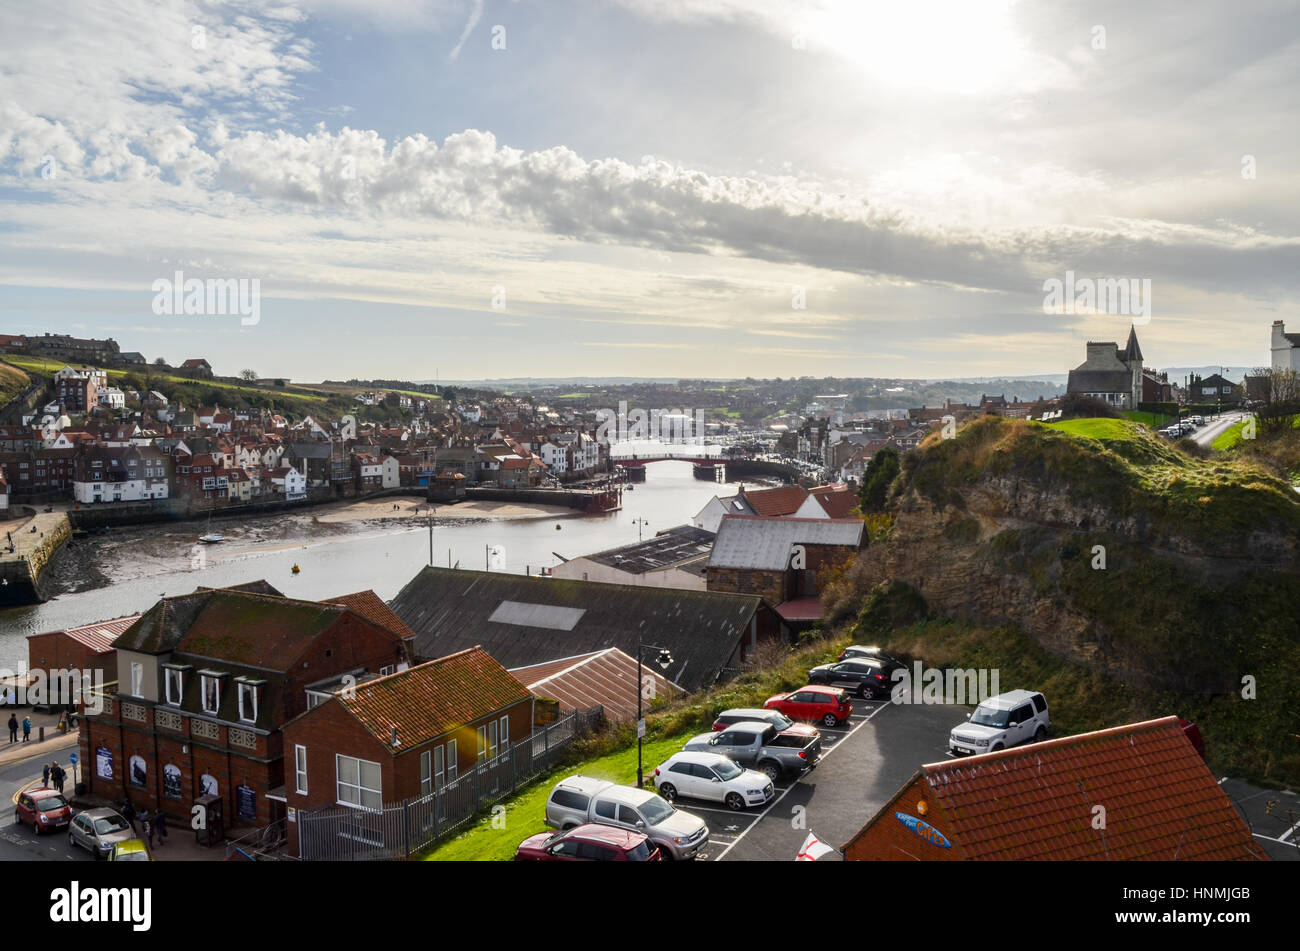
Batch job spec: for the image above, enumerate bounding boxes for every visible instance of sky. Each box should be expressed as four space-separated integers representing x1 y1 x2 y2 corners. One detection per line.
0 0 1296 383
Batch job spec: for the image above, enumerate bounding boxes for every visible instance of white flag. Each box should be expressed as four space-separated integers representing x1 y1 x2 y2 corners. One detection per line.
795 831 835 861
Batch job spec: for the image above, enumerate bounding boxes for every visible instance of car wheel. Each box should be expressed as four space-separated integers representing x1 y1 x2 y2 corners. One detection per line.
658 783 677 801
822 713 839 728
725 792 745 811
857 683 872 699
68 833 76 849
758 760 781 782
1034 726 1047 743
13 810 19 826
990 743 1004 751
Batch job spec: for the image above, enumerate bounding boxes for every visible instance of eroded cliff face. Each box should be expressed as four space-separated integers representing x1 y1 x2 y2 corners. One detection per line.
855 476 1300 693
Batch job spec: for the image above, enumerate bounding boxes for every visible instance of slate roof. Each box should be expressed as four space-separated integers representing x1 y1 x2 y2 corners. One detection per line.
843 716 1266 861
331 647 533 749
510 647 680 723
390 567 765 691
579 524 715 575
708 515 864 571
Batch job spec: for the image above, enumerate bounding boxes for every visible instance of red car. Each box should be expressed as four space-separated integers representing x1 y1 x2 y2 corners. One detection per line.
765 685 853 728
15 788 72 835
513 823 662 861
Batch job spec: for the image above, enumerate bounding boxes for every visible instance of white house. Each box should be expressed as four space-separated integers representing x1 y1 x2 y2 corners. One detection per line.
73 446 169 504
98 387 126 410
540 441 568 474
381 455 400 489
268 466 308 501
1271 321 1300 373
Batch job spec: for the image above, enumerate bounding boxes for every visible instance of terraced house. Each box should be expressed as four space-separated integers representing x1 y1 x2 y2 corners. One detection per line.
78 583 414 831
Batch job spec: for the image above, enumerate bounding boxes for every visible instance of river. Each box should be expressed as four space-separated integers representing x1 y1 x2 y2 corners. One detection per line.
0 462 746 668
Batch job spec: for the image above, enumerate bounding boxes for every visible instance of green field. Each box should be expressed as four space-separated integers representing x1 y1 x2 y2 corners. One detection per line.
1122 410 1175 428
421 732 695 861
1043 417 1141 441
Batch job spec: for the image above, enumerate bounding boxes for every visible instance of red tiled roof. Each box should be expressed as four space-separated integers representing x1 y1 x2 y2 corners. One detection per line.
510 648 678 723
327 590 417 643
338 647 532 747
774 597 823 621
850 716 1265 861
809 484 857 519
740 484 809 516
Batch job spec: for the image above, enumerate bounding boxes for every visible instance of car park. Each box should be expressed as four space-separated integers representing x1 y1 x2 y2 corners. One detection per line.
514 823 661 861
808 656 901 698
652 751 775 810
14 788 71 835
764 685 853 727
544 776 709 860
685 720 821 780
949 690 1050 756
68 808 135 858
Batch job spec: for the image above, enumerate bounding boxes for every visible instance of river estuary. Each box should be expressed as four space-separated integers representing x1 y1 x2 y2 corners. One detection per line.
0 462 745 669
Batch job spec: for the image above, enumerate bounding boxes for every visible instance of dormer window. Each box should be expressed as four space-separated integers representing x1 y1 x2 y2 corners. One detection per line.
163 665 190 706
236 678 263 723
200 672 225 715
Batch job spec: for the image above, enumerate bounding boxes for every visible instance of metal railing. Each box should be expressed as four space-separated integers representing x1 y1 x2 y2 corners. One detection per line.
298 707 603 861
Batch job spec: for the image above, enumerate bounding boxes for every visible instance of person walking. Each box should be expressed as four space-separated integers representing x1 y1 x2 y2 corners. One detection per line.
8 713 18 743
21 716 31 742
153 810 167 847
53 763 65 794
42 763 51 787
139 808 152 847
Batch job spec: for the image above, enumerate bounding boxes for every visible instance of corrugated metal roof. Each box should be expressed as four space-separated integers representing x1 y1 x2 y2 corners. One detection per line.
510 647 679 723
391 567 763 691
32 615 141 654
708 515 864 571
581 524 715 574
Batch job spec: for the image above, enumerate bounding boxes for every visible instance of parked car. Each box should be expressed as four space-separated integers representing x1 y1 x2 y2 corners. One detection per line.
837 644 906 667
544 776 709 860
765 685 853 727
652 751 775 810
14 788 71 835
684 720 822 780
808 656 901 699
108 838 152 861
712 707 800 732
514 823 661 861
949 690 1050 756
68 808 135 859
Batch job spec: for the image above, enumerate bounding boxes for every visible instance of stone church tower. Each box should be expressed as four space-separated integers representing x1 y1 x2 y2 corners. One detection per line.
1124 326 1144 407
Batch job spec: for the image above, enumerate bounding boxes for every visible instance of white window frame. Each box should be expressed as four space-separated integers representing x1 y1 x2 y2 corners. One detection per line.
499 714 510 752
420 750 432 797
130 662 143 699
335 754 382 811
446 739 458 782
164 667 183 706
294 745 308 795
237 682 259 723
201 674 222 715
433 745 445 790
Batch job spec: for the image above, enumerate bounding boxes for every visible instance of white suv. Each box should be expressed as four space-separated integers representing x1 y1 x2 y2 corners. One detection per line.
949 690 1049 756
544 776 710 860
652 751 775 811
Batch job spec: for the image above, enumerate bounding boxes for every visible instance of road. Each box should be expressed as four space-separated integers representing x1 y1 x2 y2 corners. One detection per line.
1192 411 1249 447
0 750 90 862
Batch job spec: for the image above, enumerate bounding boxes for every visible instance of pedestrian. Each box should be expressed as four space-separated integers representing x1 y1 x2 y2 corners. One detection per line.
153 809 167 846
139 808 152 847
42 763 50 787
7 713 16 743
21 716 30 742
53 764 65 794
122 798 137 834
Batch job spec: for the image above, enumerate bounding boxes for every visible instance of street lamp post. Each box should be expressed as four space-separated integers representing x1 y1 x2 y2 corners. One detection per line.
636 633 673 789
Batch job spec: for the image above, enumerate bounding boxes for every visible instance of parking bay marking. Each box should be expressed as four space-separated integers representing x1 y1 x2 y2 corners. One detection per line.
709 700 894 862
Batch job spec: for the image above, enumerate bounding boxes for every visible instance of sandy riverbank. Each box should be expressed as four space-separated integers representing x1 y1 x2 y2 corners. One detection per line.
306 497 579 525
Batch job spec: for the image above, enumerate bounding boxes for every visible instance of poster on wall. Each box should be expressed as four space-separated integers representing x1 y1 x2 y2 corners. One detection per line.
163 764 182 799
200 773 219 797
236 784 256 820
96 745 113 780
130 755 146 787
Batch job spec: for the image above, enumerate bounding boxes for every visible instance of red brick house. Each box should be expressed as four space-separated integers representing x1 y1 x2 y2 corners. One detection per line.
281 646 534 857
27 615 139 702
78 585 413 832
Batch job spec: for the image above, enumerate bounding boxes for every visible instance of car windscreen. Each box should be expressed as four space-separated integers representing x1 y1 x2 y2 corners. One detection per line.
970 704 1011 728
37 797 68 812
638 796 674 825
93 816 130 835
713 759 743 781
627 841 653 861
768 712 794 730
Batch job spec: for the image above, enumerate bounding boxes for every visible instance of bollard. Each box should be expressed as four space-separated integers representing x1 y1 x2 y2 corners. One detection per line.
39 726 45 742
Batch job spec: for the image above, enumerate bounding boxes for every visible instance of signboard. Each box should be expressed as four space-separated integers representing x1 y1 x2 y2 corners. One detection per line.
69 753 78 765
163 764 182 800
895 811 951 849
236 784 256 821
129 754 147 787
95 745 113 780
637 718 646 738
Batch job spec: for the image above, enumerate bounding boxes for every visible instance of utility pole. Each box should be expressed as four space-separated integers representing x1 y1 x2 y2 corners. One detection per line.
633 516 649 542
427 506 435 567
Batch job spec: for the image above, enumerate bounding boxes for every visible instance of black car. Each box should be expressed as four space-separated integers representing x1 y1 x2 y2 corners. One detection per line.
837 645 906 667
808 658 901 698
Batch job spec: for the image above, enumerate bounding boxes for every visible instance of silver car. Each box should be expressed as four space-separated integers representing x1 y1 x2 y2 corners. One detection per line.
69 808 134 859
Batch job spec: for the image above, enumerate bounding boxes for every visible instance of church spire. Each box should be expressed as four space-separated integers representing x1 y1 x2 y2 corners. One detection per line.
1124 326 1144 363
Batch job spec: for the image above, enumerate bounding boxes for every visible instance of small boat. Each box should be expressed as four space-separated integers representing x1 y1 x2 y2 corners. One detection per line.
291 564 301 574
198 533 225 544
